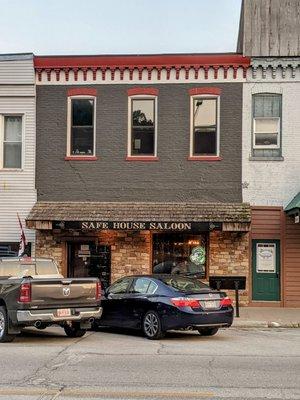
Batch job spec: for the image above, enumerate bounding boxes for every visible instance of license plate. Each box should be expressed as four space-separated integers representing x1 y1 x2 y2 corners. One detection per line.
203 300 218 309
56 308 71 317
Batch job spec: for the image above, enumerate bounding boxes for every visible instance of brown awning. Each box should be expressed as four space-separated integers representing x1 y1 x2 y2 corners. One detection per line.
26 201 251 232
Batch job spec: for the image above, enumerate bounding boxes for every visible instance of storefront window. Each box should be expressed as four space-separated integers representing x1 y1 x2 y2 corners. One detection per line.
152 233 207 278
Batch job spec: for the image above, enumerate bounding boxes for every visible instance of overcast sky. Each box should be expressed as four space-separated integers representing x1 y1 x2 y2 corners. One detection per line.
0 0 242 55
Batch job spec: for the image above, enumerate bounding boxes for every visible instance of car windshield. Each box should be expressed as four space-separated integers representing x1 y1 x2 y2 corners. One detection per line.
0 258 59 277
160 276 209 293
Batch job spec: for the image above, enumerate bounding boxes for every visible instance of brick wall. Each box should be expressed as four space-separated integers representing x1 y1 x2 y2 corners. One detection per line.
36 83 243 203
209 231 250 305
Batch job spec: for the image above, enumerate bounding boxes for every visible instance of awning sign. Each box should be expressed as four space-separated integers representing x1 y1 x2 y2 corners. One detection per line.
53 221 222 232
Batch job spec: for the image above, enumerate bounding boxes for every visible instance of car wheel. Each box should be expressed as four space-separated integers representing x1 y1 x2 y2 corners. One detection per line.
0 306 16 343
142 310 165 340
64 322 87 338
198 327 219 336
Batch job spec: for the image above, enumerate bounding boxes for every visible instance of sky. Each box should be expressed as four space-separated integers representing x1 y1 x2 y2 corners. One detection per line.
0 0 242 55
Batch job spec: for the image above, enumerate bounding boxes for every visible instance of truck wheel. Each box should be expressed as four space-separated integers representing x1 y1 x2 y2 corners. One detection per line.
142 310 165 340
0 306 16 343
198 327 219 336
64 322 86 338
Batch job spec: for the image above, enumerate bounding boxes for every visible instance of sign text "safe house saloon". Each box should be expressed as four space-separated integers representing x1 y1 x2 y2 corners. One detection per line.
53 221 222 231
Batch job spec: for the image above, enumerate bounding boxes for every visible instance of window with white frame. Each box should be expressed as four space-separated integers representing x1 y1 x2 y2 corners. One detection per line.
68 97 95 156
128 97 157 157
252 94 281 156
0 115 23 169
190 97 219 156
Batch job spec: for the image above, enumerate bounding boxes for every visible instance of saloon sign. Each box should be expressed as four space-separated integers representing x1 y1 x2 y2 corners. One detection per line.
53 221 222 231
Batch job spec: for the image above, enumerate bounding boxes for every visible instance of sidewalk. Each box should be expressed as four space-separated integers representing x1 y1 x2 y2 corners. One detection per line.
232 307 300 328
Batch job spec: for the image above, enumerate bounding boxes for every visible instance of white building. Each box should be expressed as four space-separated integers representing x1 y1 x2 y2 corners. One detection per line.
0 54 36 256
239 0 300 307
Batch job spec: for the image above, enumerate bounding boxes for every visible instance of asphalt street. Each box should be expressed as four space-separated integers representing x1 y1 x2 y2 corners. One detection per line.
0 327 299 400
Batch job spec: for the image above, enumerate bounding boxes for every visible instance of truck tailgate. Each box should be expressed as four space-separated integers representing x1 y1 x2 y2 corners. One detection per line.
29 278 99 308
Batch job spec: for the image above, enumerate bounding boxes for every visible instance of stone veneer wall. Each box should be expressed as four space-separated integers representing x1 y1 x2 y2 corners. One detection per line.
35 230 64 273
97 230 151 282
209 231 250 305
35 229 249 304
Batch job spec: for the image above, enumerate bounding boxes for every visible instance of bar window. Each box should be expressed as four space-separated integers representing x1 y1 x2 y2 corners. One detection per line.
1 116 22 169
152 233 207 279
70 98 95 156
130 98 156 156
192 98 218 156
252 94 282 158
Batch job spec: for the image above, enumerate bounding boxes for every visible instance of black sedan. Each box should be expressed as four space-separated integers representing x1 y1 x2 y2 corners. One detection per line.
96 275 233 339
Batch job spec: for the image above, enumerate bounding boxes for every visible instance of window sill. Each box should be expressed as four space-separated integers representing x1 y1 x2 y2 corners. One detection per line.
188 156 222 161
65 156 98 161
126 156 159 161
249 156 284 161
0 168 23 172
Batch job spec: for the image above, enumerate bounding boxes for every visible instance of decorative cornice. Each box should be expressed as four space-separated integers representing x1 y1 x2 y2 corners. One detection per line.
251 57 300 79
34 53 250 83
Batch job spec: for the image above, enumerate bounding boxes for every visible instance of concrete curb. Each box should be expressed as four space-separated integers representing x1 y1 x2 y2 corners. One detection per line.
233 320 300 329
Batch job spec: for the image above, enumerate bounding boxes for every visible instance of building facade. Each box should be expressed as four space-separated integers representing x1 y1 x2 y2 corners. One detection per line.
27 54 252 304
239 0 300 307
0 54 36 257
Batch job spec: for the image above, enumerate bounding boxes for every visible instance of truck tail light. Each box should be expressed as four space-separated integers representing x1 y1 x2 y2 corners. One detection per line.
171 298 200 308
19 283 31 303
95 281 101 301
220 296 232 307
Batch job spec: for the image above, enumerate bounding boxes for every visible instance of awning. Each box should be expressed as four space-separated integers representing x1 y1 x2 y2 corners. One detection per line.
285 192 300 223
26 201 251 232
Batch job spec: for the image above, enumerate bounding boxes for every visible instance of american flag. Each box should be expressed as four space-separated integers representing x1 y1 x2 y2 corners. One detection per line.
17 213 27 257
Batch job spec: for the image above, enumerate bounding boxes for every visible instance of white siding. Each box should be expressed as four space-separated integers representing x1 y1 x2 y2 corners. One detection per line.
242 72 300 207
0 55 36 246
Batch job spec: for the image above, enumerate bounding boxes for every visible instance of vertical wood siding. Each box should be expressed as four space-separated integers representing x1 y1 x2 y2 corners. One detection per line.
0 56 36 244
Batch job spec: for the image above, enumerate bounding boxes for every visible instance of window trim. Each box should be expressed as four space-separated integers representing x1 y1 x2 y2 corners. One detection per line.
127 94 158 159
189 94 220 159
0 114 24 171
251 93 282 154
66 95 97 159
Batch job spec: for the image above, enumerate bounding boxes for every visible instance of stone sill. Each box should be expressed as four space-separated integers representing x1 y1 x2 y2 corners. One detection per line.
249 156 284 161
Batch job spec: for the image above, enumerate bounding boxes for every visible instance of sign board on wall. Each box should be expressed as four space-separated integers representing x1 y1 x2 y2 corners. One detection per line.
256 243 276 273
53 221 222 232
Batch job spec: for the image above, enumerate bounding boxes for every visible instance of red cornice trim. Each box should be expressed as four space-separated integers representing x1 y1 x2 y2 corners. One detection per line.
65 156 98 161
189 87 222 96
127 87 159 96
67 88 97 97
126 156 159 161
34 54 250 68
187 156 222 161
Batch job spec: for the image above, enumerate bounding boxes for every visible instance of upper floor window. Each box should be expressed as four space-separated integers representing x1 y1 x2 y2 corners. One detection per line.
0 115 22 169
190 97 219 157
252 94 282 157
128 96 157 158
67 97 95 157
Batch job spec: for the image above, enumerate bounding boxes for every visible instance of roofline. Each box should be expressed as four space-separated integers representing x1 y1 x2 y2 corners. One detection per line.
34 53 250 69
0 53 33 61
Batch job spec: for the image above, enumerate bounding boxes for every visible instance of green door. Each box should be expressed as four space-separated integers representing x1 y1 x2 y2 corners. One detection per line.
252 240 280 301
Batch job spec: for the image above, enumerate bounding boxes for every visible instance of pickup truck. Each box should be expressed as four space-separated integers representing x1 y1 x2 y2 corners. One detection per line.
0 257 102 342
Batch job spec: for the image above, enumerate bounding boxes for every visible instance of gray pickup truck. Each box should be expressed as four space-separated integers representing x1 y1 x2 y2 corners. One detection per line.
0 257 102 342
